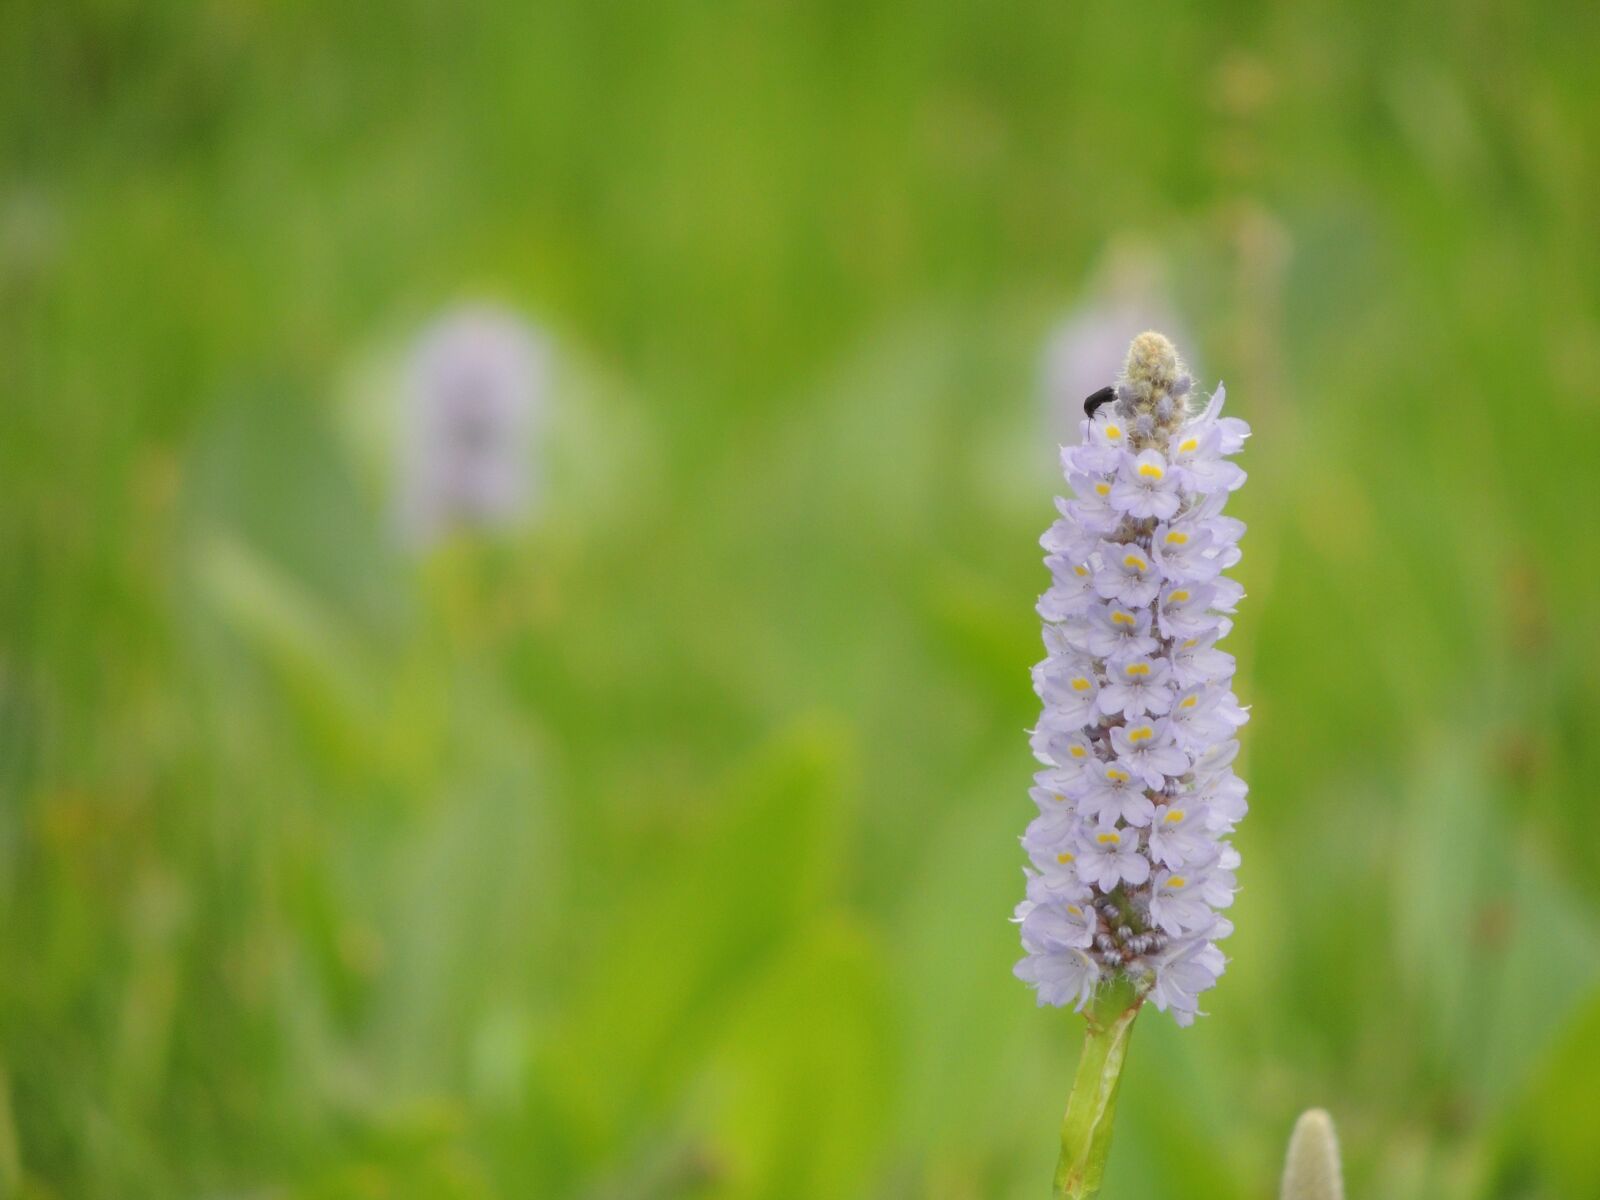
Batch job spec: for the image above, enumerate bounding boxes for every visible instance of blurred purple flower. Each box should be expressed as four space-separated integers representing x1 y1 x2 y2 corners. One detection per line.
399 305 548 545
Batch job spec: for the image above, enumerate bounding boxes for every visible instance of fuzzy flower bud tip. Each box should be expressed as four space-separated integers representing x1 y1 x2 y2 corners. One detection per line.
1017 333 1249 1026
1280 1109 1345 1200
1116 330 1194 447
1124 330 1183 390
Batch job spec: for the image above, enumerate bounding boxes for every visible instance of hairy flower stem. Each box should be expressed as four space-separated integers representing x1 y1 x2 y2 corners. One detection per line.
1053 979 1142 1200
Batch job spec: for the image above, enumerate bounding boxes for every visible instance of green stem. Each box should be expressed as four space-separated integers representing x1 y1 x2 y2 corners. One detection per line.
1052 980 1143 1200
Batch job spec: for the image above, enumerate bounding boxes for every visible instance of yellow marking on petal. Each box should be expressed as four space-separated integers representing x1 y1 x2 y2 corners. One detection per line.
1164 808 1186 823
1073 564 1090 577
1110 610 1136 627
1168 589 1191 604
1106 768 1131 784
1094 482 1112 497
1070 676 1092 692
1179 694 1199 709
1137 462 1165 480
1067 904 1083 916
1126 725 1154 743
1123 662 1151 678
1123 553 1148 572
1052 793 1065 803
1167 876 1187 889
1095 831 1121 846
1179 437 1199 454
1106 424 1122 440
1056 851 1075 864
1181 638 1198 649
1068 745 1087 759
1165 530 1189 545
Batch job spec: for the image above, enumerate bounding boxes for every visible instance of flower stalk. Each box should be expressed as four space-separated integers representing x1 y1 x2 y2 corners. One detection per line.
1053 980 1142 1200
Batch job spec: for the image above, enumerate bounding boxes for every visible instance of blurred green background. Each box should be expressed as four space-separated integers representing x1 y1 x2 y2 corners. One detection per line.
4 3 1599 1198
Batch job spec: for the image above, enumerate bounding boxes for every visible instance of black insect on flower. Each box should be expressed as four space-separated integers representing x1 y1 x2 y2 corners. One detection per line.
1083 386 1117 419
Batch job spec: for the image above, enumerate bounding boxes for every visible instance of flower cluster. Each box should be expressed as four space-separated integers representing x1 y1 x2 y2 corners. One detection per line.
1014 331 1250 1025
